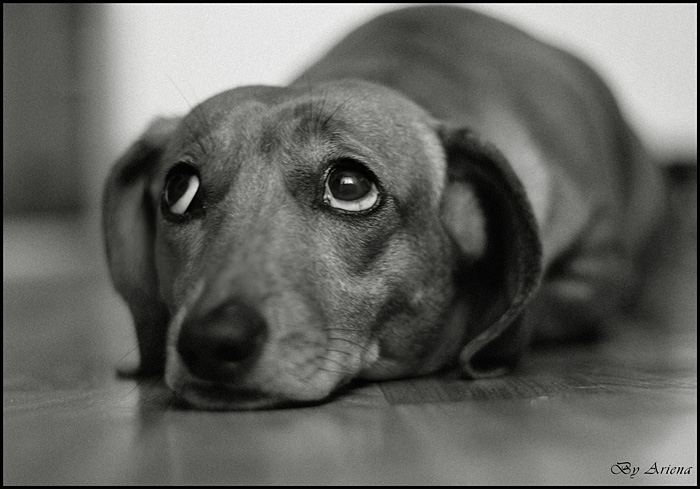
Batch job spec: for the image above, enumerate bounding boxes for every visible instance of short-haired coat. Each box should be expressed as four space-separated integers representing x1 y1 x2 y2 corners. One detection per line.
103 6 665 409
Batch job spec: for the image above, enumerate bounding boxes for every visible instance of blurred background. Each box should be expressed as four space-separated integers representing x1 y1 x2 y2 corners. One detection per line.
3 3 697 283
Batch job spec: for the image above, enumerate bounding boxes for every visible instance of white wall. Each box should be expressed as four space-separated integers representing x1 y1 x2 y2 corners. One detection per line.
103 3 697 163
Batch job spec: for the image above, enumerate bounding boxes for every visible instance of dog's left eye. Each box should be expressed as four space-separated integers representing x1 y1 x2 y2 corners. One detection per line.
324 164 379 212
162 164 203 218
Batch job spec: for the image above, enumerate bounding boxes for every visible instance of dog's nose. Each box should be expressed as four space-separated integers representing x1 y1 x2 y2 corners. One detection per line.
177 299 266 381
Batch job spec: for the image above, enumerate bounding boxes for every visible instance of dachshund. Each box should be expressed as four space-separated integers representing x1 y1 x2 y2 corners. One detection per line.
103 6 665 409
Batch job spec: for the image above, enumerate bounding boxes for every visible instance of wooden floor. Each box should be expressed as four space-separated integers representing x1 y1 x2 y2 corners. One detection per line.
3 178 697 485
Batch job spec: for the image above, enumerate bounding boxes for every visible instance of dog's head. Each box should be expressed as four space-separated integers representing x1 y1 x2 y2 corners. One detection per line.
103 80 541 409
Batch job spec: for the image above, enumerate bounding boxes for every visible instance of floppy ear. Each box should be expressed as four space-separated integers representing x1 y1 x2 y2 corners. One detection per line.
102 117 180 378
438 126 543 379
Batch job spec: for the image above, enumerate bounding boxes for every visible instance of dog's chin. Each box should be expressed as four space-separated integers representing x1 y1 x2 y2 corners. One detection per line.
167 373 344 411
172 382 296 411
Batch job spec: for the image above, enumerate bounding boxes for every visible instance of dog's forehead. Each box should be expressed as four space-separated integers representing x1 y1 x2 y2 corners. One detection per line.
190 80 433 126
181 81 440 159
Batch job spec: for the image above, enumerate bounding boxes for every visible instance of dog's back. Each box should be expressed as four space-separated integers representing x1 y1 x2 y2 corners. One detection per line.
295 5 666 340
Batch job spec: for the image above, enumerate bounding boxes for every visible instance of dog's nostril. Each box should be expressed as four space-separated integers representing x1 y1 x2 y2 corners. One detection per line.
177 299 267 381
215 343 248 363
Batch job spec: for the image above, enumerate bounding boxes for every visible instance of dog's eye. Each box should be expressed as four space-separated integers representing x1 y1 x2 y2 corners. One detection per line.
324 164 379 212
163 164 203 217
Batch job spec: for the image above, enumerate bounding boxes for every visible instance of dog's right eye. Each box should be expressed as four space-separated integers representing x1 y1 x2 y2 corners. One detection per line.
162 164 203 218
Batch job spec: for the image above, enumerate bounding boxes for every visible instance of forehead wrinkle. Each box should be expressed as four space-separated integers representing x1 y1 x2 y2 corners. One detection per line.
252 90 376 157
253 99 347 172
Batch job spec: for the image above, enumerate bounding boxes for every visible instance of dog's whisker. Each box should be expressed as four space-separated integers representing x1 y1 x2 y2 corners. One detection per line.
323 347 358 360
326 337 372 355
116 344 140 365
317 367 354 376
321 93 359 129
315 362 356 376
165 72 197 113
164 73 217 156
323 327 361 333
318 354 350 369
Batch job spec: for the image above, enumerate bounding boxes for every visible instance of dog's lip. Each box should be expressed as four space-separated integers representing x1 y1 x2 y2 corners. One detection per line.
171 375 348 411
174 381 278 410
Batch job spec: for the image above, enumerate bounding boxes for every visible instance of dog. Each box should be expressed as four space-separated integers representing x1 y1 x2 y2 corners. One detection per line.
103 5 666 410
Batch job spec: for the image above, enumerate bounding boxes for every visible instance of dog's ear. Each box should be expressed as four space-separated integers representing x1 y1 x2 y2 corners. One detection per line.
438 126 543 379
102 117 180 378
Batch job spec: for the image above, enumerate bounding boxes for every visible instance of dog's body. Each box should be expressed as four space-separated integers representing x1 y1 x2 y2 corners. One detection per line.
103 6 665 409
